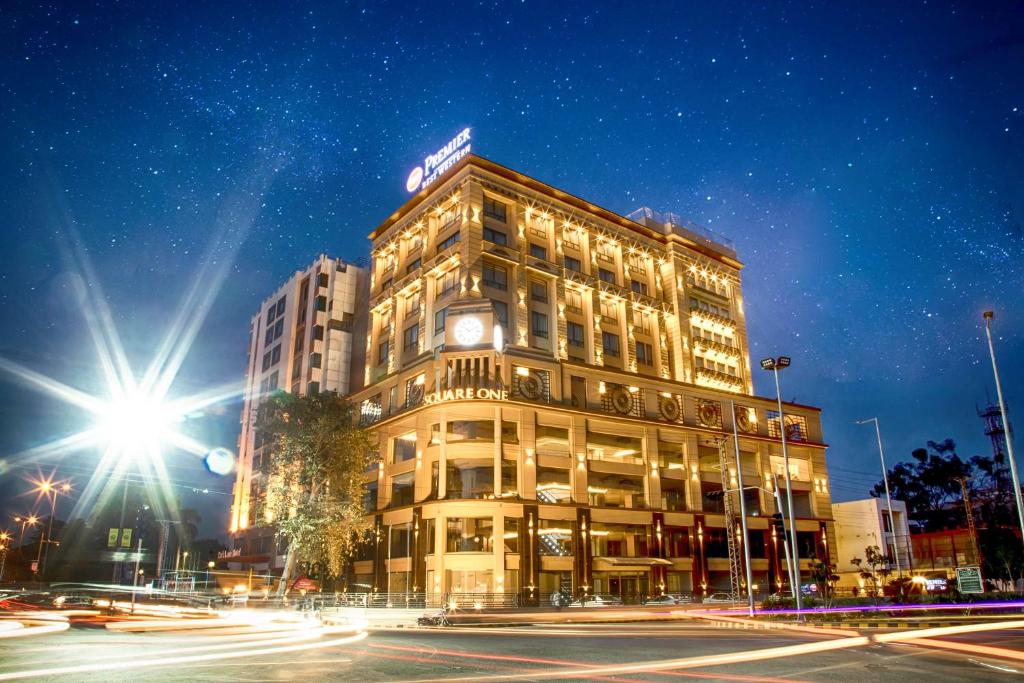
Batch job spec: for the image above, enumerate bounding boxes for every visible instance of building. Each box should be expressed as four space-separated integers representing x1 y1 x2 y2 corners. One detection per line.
910 528 981 575
348 153 835 604
227 254 368 570
832 498 911 590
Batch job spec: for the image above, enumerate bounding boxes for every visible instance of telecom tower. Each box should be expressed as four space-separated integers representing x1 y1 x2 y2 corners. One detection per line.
979 402 1009 462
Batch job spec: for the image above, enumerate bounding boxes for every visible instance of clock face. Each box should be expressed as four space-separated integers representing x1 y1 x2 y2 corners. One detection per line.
453 316 484 345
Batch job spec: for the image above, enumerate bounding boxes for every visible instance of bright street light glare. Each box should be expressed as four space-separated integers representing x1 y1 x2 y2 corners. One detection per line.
94 394 177 456
204 447 235 476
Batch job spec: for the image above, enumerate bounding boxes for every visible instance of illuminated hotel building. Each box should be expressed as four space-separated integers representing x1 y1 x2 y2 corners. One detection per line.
228 255 368 569
350 154 835 603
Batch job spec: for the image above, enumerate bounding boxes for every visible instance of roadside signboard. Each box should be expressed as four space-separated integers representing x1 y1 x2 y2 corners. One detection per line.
108 528 119 548
956 565 984 594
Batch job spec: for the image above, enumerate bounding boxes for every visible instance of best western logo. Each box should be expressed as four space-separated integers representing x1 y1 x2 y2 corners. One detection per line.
405 128 471 193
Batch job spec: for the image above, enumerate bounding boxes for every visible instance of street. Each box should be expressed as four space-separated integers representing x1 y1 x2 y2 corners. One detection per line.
1 617 1023 682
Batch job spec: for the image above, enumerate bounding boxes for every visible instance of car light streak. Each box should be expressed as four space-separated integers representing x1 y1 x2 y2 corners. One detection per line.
403 636 872 682
0 625 366 681
0 620 71 640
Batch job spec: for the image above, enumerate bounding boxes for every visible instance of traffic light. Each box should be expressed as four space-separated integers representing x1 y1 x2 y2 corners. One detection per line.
771 513 785 535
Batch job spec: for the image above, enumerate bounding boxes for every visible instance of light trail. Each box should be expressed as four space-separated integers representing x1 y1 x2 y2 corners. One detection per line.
0 624 366 681
402 636 873 682
0 620 71 640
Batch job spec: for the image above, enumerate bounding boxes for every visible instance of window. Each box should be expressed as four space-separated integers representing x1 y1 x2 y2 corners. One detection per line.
501 421 519 444
406 258 421 274
538 521 574 556
567 322 584 348
660 479 687 511
501 457 518 497
389 523 412 557
602 331 620 357
589 524 650 557
362 481 378 512
276 297 286 316
665 528 690 557
482 226 507 245
600 299 618 320
393 434 416 463
309 352 321 368
434 307 447 332
587 431 643 464
636 341 654 366
390 471 414 507
531 311 549 338
268 371 279 391
536 466 571 504
483 196 508 222
405 296 419 317
437 230 461 252
403 325 419 351
380 277 392 291
261 351 272 372
529 243 548 260
436 269 458 297
492 300 509 329
564 291 582 315
378 340 390 366
445 461 494 500
598 268 616 284
266 305 276 324
446 420 495 442
264 326 274 346
312 324 324 341
273 318 284 340
482 262 508 291
564 256 581 272
587 472 645 508
530 279 548 303
503 518 520 553
447 518 494 552
630 280 649 295
271 344 281 364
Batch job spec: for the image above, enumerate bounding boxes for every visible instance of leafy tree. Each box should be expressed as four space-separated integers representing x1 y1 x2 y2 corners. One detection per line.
871 439 972 531
852 545 891 596
811 560 839 606
257 391 376 595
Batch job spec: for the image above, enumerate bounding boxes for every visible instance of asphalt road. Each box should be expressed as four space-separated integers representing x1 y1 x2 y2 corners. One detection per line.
1 620 1023 682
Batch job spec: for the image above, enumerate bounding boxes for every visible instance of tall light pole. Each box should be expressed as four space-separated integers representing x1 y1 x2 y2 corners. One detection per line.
982 311 1024 549
856 418 902 577
731 401 756 617
0 532 10 581
36 480 71 579
14 515 38 545
761 356 802 613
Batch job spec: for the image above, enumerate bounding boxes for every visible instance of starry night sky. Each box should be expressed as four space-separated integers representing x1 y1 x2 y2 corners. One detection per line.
1 2 1022 537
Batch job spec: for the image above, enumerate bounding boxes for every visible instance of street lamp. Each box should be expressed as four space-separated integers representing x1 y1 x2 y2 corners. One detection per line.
35 479 72 579
760 356 802 614
14 515 38 545
0 532 9 581
982 311 1024 550
855 418 902 577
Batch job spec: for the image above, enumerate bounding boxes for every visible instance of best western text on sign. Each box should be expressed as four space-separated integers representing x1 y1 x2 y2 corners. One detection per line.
405 128 472 193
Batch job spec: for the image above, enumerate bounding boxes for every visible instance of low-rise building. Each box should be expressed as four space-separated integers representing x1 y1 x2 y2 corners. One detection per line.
832 497 911 590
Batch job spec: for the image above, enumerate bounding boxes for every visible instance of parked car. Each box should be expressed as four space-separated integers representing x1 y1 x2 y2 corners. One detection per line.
567 595 620 608
703 592 734 604
643 595 679 606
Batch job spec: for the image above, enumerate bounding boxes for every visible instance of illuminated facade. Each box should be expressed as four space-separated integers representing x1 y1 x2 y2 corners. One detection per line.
228 255 367 569
350 154 835 603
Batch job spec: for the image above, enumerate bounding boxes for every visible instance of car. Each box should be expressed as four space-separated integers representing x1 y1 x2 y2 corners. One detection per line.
643 595 679 606
703 592 734 604
567 595 619 608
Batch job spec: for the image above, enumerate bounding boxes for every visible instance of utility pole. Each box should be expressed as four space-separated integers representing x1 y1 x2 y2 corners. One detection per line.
957 477 981 567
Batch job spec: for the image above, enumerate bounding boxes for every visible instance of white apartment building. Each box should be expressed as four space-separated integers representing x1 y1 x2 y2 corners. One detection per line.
832 497 911 590
227 255 368 569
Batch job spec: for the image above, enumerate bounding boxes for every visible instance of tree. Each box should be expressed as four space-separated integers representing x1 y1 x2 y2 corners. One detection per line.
872 439 972 531
852 545 891 596
811 560 839 606
257 391 376 595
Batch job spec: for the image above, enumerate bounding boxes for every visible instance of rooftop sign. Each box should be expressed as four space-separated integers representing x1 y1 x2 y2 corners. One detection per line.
405 128 471 193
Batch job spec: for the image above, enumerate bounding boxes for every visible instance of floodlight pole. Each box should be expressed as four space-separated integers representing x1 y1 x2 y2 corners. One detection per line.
983 311 1024 553
731 401 756 617
767 360 803 614
856 418 902 577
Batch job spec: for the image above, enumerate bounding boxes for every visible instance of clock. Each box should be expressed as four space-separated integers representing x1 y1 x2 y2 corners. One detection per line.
453 316 484 345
